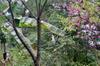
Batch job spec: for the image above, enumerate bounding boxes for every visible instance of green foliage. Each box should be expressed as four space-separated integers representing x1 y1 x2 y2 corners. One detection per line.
0 0 100 66
48 11 76 32
0 3 8 12
18 17 65 36
0 47 33 66
12 2 24 16
10 48 33 66
0 16 6 26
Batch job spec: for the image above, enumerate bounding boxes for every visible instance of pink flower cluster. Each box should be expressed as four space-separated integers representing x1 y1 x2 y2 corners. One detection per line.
65 0 100 49
66 4 80 16
96 6 100 12
72 0 83 3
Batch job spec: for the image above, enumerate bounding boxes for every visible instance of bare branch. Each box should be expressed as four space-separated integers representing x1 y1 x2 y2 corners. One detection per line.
6 0 37 65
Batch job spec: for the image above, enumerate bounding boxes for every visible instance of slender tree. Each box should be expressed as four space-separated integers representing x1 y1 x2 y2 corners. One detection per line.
6 0 36 66
35 0 48 66
6 0 48 66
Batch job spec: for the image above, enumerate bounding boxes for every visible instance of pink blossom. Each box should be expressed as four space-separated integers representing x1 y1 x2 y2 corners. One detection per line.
66 4 72 11
96 6 100 12
68 8 80 16
76 22 80 27
72 0 83 3
66 4 80 16
76 0 83 3
97 36 100 38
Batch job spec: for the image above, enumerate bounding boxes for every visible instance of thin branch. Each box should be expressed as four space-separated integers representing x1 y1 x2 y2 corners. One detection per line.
6 0 37 66
35 0 48 66
39 0 48 17
35 0 39 17
20 0 36 19
38 0 41 15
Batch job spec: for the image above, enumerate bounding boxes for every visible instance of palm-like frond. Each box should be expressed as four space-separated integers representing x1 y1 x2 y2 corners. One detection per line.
18 17 65 36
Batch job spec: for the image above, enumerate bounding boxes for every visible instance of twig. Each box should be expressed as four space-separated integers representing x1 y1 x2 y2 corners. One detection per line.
20 0 36 19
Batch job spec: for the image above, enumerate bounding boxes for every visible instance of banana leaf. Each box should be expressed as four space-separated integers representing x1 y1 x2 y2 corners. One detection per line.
18 17 65 36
